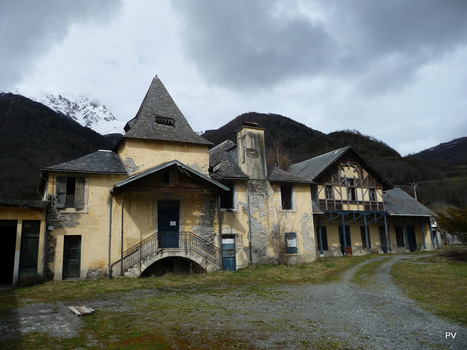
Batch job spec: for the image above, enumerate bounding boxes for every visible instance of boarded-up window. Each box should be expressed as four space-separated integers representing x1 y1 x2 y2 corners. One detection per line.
285 232 297 253
56 176 86 210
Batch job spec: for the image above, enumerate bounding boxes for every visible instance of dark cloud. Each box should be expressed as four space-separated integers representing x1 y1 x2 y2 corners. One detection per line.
173 0 467 93
173 0 335 89
0 0 122 91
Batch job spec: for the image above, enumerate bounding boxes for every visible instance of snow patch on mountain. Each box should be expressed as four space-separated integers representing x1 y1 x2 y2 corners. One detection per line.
39 93 120 134
15 89 122 135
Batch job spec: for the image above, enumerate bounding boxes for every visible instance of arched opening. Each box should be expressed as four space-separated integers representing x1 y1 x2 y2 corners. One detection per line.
140 257 206 277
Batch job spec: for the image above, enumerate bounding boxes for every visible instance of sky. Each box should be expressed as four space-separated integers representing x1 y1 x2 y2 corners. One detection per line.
1 0 466 156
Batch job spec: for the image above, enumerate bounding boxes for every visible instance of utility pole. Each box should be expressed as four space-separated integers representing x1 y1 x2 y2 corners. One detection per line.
409 182 419 201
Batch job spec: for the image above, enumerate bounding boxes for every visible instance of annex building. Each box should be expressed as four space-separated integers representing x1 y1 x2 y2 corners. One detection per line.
0 77 437 285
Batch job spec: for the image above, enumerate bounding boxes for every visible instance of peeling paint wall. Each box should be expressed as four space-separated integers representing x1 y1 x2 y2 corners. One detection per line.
118 138 210 175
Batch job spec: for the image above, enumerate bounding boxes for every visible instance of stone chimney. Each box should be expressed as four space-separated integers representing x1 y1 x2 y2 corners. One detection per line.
237 121 267 179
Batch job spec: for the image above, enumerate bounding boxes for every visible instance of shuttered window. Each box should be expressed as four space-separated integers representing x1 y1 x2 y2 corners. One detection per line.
55 176 86 210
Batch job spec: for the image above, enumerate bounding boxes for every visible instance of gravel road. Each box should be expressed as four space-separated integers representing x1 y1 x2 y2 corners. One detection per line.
1 255 465 349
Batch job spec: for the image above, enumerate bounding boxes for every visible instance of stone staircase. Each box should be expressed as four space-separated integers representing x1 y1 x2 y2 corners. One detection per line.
111 231 222 277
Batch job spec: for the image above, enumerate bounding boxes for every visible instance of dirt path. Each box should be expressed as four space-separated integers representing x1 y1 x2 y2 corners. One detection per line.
1 255 466 349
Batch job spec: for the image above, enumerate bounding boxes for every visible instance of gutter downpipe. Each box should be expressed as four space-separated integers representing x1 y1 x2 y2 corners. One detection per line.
247 180 253 263
217 194 223 269
121 191 125 276
108 192 113 279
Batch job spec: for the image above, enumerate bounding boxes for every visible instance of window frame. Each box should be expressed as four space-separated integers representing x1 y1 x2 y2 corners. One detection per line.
285 232 298 254
55 176 88 212
220 182 237 211
280 184 295 211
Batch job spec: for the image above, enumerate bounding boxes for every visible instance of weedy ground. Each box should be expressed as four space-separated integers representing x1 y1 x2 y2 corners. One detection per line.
1 247 465 349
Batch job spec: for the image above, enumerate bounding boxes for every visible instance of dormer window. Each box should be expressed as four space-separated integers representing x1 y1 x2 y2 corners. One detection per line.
155 116 175 126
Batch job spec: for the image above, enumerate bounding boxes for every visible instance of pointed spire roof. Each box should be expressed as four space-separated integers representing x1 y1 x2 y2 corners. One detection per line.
124 76 211 145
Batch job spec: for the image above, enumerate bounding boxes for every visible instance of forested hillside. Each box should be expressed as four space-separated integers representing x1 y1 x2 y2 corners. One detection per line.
202 112 467 209
0 93 115 200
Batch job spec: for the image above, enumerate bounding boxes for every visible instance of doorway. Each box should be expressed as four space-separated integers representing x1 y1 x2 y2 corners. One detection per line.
406 226 417 252
63 236 81 279
158 200 180 248
339 225 351 255
222 236 236 271
0 220 17 284
379 226 389 253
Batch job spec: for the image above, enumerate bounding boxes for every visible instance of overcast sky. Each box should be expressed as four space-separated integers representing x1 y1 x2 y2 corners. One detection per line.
1 0 466 156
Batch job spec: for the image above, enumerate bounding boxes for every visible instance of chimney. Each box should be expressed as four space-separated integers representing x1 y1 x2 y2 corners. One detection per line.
237 121 267 179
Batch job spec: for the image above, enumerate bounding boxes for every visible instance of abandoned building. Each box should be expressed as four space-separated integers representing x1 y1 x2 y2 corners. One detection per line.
0 76 437 286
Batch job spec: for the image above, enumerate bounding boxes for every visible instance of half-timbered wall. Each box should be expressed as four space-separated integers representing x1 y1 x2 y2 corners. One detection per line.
316 157 384 212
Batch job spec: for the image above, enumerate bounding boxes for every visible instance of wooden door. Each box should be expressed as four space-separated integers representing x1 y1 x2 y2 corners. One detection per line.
158 201 180 248
63 236 81 279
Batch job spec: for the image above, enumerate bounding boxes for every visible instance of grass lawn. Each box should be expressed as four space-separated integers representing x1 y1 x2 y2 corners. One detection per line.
391 246 467 327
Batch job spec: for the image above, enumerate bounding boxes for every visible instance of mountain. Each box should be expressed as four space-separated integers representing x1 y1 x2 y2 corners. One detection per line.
411 137 467 167
0 93 115 200
202 112 399 165
18 91 121 135
202 112 466 209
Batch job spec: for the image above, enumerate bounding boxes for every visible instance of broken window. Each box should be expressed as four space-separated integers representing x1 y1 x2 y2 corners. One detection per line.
285 232 297 253
56 176 85 210
281 185 294 210
325 185 334 200
346 179 357 201
221 182 236 210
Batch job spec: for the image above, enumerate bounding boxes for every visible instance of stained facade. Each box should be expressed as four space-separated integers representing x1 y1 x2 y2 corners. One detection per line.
0 76 437 285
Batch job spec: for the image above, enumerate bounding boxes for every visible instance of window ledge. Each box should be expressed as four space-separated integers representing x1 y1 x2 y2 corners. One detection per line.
58 208 88 214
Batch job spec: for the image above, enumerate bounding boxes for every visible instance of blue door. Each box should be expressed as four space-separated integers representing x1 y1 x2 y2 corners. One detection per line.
222 237 236 271
158 201 180 248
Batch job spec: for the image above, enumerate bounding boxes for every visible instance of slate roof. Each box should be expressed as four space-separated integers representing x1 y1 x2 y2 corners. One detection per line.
209 141 249 180
43 150 127 175
287 146 350 180
0 199 48 209
267 164 312 183
287 145 392 190
383 188 434 217
124 76 211 145
112 160 229 192
209 140 310 183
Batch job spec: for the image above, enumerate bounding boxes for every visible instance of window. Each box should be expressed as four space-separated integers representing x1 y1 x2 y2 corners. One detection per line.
360 226 371 249
155 116 175 126
56 176 85 210
325 185 334 199
281 185 294 210
347 179 357 201
395 226 405 247
317 226 328 251
369 188 376 202
221 182 236 210
285 232 297 253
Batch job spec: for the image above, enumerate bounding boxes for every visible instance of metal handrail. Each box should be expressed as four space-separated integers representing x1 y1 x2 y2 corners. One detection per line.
111 231 221 276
